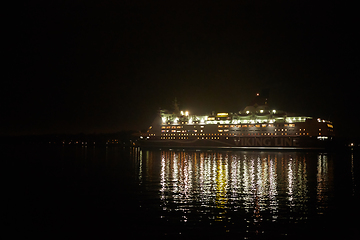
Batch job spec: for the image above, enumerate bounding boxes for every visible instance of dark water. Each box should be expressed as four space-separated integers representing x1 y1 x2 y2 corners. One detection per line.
5 145 359 238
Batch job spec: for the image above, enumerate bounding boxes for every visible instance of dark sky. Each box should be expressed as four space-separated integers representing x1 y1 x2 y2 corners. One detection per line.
3 1 358 136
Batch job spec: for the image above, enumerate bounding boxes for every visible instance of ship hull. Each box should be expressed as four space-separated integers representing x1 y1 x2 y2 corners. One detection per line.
137 136 331 150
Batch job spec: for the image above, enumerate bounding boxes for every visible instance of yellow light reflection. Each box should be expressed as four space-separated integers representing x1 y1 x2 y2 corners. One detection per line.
153 150 321 229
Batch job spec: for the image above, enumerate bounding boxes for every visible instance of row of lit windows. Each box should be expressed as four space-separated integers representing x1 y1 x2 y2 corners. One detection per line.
157 132 310 137
160 128 305 133
161 125 206 129
159 133 311 140
162 123 299 128
161 137 189 140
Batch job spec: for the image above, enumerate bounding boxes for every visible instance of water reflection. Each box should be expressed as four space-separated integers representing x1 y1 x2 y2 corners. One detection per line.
137 149 333 236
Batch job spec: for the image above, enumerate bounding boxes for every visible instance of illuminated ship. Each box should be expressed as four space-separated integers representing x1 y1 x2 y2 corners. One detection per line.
138 94 334 149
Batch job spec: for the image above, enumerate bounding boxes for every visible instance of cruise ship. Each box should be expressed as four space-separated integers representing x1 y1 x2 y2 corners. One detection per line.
138 94 334 149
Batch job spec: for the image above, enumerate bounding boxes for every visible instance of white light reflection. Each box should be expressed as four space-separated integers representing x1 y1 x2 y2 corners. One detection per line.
268 154 278 218
351 152 356 196
138 149 143 184
317 154 331 215
287 157 294 205
155 150 315 230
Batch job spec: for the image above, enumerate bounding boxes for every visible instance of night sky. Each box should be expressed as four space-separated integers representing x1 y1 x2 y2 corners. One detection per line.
4 1 358 137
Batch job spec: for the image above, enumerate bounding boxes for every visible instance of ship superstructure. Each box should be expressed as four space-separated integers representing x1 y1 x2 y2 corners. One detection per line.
139 94 334 149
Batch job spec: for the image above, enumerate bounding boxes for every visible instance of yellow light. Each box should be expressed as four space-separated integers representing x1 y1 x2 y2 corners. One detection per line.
217 113 228 117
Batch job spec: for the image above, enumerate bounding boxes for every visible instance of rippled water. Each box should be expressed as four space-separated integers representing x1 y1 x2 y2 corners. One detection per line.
6 145 359 238
133 149 358 238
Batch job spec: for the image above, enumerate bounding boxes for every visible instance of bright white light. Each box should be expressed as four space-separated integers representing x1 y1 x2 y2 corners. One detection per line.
272 110 276 114
162 117 166 123
180 111 184 115
174 118 179 124
246 111 250 114
260 110 264 113
200 118 205 123
185 111 189 116
317 136 328 140
189 118 193 124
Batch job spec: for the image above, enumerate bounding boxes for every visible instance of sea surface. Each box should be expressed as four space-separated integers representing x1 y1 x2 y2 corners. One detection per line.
5 145 359 239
